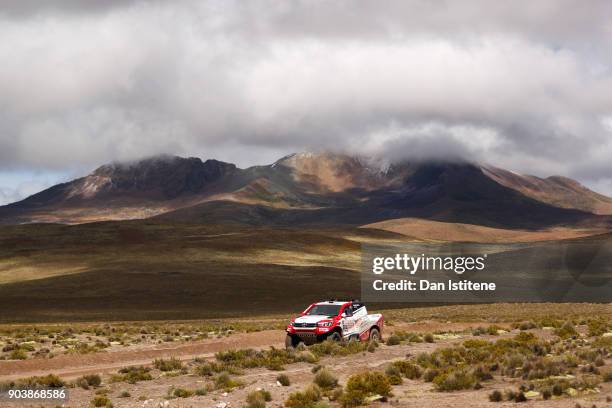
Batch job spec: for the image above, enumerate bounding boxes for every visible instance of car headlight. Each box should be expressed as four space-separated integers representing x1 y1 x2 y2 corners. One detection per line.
318 321 333 327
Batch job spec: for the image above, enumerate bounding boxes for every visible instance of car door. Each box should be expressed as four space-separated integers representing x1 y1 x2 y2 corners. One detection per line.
341 305 359 337
350 304 368 335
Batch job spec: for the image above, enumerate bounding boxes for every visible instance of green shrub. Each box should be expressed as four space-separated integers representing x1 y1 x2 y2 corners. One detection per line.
433 369 475 391
587 319 608 337
385 364 402 385
112 366 152 384
309 340 371 357
340 371 391 407
173 388 194 398
285 384 322 408
392 361 422 380
423 333 435 343
214 372 242 391
603 371 612 382
153 357 183 371
246 389 272 408
488 390 502 402
313 368 338 389
119 391 130 398
554 322 578 339
298 351 318 364
471 365 493 381
423 368 439 382
9 349 27 360
90 395 113 407
19 374 65 388
385 334 401 346
276 373 291 386
518 321 537 331
195 362 214 376
195 388 207 396
84 374 102 387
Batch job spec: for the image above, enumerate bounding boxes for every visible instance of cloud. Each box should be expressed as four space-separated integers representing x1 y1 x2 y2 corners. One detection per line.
1 0 612 196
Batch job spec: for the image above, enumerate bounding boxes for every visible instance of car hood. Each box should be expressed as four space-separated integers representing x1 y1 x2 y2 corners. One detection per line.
294 315 332 324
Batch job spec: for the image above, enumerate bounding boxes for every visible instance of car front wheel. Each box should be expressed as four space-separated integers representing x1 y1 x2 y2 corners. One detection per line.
328 331 342 342
369 328 380 341
285 334 301 349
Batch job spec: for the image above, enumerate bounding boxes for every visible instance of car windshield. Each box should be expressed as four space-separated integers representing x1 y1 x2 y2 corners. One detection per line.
306 304 342 317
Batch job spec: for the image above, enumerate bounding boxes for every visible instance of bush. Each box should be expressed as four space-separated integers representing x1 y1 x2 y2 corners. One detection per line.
195 362 214 376
285 384 322 408
313 368 338 389
587 319 608 337
385 334 401 346
90 395 113 407
19 374 65 388
433 369 475 391
488 390 502 402
83 374 102 387
214 372 242 390
392 361 422 380
246 389 272 408
173 388 194 398
514 391 527 402
112 366 152 384
340 371 391 407
423 333 435 343
276 373 291 386
119 391 130 398
298 351 318 364
423 368 439 382
518 321 537 331
9 349 27 360
309 340 371 357
153 357 183 371
471 365 493 381
385 364 402 385
603 371 612 382
554 322 578 339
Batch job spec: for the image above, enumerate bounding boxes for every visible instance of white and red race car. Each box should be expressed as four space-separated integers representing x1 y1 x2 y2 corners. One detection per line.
285 300 384 348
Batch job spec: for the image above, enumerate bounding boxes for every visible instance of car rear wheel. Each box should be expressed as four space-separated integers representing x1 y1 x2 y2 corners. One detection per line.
369 328 380 342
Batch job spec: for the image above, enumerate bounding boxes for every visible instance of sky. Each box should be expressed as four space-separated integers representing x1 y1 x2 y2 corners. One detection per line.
1 0 612 204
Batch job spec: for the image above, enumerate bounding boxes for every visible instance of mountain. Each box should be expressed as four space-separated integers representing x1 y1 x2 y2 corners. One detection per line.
1 152 611 229
482 165 612 215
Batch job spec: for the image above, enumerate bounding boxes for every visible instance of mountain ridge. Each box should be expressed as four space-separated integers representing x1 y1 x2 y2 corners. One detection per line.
0 152 611 229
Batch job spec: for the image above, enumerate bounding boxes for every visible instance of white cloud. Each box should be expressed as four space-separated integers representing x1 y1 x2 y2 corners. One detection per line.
1 0 612 196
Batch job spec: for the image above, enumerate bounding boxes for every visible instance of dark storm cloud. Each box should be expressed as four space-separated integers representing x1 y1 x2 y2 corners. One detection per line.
1 0 612 202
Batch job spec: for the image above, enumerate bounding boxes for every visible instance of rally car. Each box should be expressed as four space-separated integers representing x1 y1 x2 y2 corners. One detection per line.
285 300 384 348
